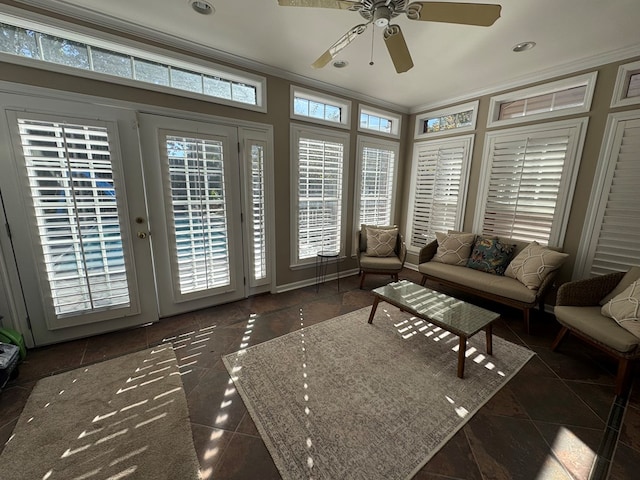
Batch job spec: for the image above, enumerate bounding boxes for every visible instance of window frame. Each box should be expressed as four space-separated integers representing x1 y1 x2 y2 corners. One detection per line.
487 72 597 128
573 109 640 279
0 11 267 112
358 104 402 138
405 134 474 254
472 118 589 248
611 60 640 108
290 123 350 268
290 86 351 129
352 135 400 254
414 101 479 140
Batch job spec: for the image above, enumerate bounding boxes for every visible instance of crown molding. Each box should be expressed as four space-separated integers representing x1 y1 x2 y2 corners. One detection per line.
410 43 640 114
9 0 409 114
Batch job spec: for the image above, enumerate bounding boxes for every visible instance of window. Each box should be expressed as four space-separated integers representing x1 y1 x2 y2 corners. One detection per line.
406 135 474 251
290 86 351 129
358 105 402 138
574 110 640 279
291 124 349 266
15 117 131 318
414 101 478 139
473 119 588 247
611 60 640 108
487 72 597 127
353 136 399 251
0 15 266 111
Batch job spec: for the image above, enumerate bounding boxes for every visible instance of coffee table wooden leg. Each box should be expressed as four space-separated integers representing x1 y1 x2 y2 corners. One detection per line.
368 296 380 324
457 336 467 378
486 323 493 356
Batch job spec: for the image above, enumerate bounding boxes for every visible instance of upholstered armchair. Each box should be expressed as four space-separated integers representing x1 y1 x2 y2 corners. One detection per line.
356 225 407 289
552 268 640 395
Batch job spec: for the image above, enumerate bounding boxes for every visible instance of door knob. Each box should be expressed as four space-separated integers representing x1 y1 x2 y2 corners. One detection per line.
137 231 148 239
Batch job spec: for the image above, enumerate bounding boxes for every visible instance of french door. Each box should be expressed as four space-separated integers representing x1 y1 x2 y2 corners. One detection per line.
0 94 273 346
137 114 246 316
0 96 157 345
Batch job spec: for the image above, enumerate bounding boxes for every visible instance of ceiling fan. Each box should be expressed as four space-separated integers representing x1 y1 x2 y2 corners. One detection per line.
277 1 501 73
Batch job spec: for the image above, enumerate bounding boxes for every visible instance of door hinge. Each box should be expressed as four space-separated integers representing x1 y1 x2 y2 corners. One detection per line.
240 212 244 223
25 315 33 331
5 222 11 239
237 142 241 154
243 276 246 286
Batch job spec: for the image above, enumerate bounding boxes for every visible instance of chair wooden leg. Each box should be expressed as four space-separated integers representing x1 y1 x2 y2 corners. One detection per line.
615 358 633 396
420 275 427 286
551 326 569 351
359 272 366 289
392 273 399 282
523 308 531 335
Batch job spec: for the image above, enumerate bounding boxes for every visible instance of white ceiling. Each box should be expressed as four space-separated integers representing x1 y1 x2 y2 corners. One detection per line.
13 0 640 111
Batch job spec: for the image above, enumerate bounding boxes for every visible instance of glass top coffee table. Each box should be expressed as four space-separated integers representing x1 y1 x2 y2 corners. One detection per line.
368 280 501 378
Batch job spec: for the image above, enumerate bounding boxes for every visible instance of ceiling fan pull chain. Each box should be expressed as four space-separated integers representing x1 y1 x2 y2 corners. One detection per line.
369 26 375 66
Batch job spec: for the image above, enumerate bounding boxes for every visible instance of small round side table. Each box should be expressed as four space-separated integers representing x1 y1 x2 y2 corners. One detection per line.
315 251 340 292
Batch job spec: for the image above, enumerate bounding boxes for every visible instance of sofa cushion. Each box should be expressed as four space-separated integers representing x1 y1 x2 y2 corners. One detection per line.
419 262 537 303
554 305 640 354
600 267 640 306
432 232 475 266
505 241 568 290
365 226 398 257
466 236 516 276
601 280 640 338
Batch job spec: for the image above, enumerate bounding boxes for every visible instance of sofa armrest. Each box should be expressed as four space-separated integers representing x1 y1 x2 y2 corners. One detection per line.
556 271 626 307
418 240 438 265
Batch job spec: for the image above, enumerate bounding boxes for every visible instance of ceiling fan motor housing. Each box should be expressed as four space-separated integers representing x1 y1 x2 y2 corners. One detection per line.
359 0 406 26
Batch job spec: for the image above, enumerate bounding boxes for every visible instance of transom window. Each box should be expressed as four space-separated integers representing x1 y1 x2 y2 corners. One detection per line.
488 72 597 127
415 101 479 139
358 105 401 138
290 86 351 129
611 60 640 108
0 15 266 111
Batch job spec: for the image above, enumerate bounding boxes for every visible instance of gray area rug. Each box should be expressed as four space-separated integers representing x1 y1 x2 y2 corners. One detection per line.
0 346 200 480
224 305 535 480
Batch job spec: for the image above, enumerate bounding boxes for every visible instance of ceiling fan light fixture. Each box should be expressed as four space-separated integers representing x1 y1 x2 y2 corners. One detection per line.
190 0 214 15
373 6 391 27
512 41 536 52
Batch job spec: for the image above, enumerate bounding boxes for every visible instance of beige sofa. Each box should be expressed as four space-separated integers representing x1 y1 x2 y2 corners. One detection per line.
418 233 566 333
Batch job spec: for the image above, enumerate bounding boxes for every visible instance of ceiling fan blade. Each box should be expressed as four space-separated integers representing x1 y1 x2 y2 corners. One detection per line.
277 0 358 9
312 23 369 69
406 2 502 27
383 25 414 74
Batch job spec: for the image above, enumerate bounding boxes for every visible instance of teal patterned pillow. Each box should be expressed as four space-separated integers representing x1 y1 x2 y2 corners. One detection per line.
466 236 516 276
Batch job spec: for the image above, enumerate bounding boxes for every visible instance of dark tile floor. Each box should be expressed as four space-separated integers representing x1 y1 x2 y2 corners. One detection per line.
1 268 639 479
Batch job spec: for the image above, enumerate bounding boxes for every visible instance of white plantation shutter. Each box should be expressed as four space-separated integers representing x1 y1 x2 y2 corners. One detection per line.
164 134 231 295
293 126 347 263
579 114 640 277
356 138 398 227
476 120 587 246
249 142 267 282
408 135 473 249
17 118 131 318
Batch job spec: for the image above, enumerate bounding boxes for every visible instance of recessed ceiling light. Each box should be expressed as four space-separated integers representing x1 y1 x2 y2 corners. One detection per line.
333 60 348 68
190 0 214 15
512 41 536 52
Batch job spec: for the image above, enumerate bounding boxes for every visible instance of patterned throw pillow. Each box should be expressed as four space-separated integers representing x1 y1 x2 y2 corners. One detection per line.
432 232 475 266
601 280 640 338
365 227 398 257
505 241 569 290
466 236 516 275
